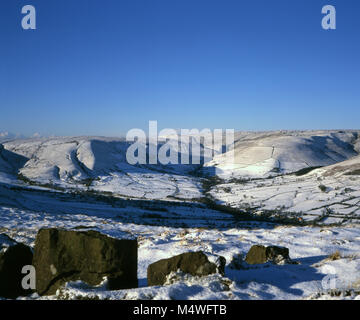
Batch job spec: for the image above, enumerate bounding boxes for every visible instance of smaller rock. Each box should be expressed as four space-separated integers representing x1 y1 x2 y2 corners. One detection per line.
0 234 34 299
265 246 291 265
245 245 293 265
147 251 226 286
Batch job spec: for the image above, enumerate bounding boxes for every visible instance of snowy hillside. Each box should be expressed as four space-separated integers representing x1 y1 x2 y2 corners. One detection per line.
0 131 360 223
1 136 203 200
204 130 359 179
209 155 360 225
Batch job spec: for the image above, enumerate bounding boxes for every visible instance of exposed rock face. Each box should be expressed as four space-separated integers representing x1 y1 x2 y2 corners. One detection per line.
147 251 226 286
32 228 138 295
0 234 33 299
245 245 267 265
245 245 292 265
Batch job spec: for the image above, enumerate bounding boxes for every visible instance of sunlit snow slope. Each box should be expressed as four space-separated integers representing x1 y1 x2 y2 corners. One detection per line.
204 130 359 179
0 130 359 223
1 137 203 200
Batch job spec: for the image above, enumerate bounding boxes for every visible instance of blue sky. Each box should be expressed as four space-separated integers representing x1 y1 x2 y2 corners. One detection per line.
1 0 359 137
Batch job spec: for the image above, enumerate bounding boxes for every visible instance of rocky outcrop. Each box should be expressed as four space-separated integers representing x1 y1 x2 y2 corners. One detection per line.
147 251 226 286
0 234 33 299
245 245 293 265
32 228 138 295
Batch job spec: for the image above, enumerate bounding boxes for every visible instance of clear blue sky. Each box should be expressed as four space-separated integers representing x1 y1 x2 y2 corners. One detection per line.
1 0 359 137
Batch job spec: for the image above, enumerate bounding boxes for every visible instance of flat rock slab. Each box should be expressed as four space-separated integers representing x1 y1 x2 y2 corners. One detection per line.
0 234 33 299
147 251 226 286
33 228 138 295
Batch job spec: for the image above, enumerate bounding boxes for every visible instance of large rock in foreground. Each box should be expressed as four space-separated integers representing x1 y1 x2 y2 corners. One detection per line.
147 251 226 286
0 234 33 299
245 245 292 265
33 228 138 295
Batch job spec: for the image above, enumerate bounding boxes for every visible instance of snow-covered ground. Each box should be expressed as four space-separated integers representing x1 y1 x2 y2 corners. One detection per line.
2 205 359 300
1 131 360 300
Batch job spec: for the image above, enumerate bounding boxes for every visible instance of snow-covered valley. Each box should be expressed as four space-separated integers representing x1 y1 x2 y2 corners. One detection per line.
1 130 360 300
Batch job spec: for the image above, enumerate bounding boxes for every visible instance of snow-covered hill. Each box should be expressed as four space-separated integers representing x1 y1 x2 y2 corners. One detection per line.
204 130 359 179
1 136 203 200
1 131 359 221
208 155 360 225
